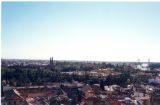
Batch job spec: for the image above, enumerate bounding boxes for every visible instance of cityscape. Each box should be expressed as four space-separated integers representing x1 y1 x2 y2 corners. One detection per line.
1 58 160 105
1 2 160 105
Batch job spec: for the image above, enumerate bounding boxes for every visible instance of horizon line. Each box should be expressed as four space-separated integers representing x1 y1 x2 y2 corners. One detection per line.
1 58 160 63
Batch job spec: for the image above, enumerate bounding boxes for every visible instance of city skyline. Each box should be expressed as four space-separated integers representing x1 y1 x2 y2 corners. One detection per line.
2 2 160 62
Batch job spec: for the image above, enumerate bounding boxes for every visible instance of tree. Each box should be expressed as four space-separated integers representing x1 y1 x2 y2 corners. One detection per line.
105 75 112 86
100 80 105 91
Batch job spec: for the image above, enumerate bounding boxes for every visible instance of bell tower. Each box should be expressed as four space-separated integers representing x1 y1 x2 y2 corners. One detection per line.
49 57 54 70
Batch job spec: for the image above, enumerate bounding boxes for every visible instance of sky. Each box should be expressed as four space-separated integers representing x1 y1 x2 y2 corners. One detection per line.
2 2 160 62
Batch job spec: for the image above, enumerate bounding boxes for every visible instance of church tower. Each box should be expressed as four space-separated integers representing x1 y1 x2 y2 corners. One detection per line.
49 57 54 70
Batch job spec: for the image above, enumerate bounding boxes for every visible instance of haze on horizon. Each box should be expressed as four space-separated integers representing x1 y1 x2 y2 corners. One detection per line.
2 2 160 62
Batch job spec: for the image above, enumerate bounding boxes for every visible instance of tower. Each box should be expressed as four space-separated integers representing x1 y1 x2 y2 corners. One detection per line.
148 58 150 65
148 58 150 70
138 58 140 64
49 57 54 70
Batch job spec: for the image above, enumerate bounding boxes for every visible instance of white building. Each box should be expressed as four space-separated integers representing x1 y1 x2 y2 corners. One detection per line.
136 63 150 71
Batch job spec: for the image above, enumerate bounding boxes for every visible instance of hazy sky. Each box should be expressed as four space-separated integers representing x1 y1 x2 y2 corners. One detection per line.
2 2 160 62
